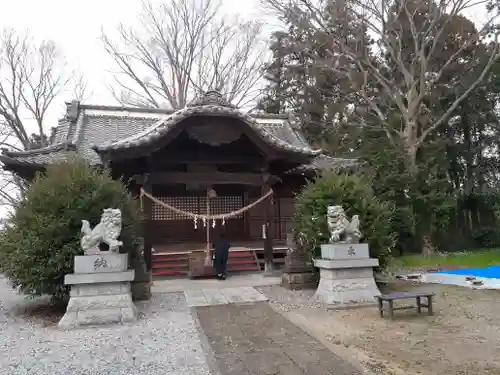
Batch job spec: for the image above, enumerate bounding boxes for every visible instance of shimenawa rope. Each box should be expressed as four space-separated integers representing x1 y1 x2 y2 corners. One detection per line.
139 187 273 220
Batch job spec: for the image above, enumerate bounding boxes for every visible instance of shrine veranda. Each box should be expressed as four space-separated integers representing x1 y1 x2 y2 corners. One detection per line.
0 91 358 275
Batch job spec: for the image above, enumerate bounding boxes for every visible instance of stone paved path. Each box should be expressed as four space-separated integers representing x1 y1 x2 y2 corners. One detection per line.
152 274 280 293
184 287 268 307
195 302 364 375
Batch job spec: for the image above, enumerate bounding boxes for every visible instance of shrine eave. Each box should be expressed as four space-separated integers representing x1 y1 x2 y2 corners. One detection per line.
92 104 322 157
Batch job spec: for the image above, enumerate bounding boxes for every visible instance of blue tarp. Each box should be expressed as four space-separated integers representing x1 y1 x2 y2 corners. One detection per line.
436 265 500 279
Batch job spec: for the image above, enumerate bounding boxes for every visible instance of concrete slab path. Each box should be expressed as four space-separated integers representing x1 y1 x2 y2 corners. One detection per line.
195 302 364 375
152 273 280 293
184 287 268 307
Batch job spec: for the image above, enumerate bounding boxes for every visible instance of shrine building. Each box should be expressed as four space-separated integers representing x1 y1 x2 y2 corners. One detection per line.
0 91 358 277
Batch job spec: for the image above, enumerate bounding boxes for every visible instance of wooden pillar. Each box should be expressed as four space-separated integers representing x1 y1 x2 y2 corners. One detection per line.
128 172 152 301
243 190 249 239
142 173 153 271
263 176 274 273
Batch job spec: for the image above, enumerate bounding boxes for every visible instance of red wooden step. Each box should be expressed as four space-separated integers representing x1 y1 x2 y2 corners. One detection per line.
226 250 260 272
153 255 189 262
151 251 189 277
151 263 189 269
229 251 255 258
151 249 262 277
227 259 255 265
153 269 188 276
227 264 260 271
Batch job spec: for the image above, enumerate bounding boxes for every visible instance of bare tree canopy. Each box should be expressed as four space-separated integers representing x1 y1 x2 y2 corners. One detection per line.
0 28 90 209
264 0 500 172
0 28 69 151
102 0 267 109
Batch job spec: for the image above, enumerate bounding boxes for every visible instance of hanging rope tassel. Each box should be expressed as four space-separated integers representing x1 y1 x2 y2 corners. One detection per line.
139 189 144 212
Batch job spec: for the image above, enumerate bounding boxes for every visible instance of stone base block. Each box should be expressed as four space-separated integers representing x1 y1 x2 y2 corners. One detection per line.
59 306 138 328
59 281 138 329
130 259 152 301
320 243 369 260
74 253 128 274
65 270 134 285
281 272 317 290
131 280 152 301
69 282 130 297
314 272 381 305
314 258 379 269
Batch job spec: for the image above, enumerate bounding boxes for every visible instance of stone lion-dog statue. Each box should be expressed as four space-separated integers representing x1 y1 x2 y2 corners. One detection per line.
80 208 123 254
327 205 362 244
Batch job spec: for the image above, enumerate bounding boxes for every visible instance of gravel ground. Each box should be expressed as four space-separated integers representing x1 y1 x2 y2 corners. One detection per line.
257 283 500 375
0 276 212 375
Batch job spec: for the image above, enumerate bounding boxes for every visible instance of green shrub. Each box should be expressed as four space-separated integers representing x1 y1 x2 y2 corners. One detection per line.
0 156 141 303
294 172 396 268
471 226 500 249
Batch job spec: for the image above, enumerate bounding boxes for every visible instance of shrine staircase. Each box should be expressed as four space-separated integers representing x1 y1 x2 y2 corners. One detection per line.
151 247 286 277
152 252 190 277
227 250 261 273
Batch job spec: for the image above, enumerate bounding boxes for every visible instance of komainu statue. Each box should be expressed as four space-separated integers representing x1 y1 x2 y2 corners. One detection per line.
327 205 362 244
80 208 123 254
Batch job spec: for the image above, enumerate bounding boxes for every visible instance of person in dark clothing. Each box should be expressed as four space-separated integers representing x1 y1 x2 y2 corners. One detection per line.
213 233 230 280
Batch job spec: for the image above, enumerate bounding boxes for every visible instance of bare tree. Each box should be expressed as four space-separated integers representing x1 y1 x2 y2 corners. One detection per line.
0 29 71 150
102 0 267 109
72 70 92 103
0 124 21 208
0 28 90 210
264 0 500 173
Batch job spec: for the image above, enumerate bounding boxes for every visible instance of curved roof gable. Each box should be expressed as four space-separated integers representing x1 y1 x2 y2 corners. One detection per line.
93 91 322 156
1 95 359 174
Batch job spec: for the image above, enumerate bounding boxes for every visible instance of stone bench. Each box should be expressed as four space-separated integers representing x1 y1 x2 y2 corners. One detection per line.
376 291 435 319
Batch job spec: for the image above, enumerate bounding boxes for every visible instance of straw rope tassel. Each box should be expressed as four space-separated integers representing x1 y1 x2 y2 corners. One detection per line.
139 189 144 212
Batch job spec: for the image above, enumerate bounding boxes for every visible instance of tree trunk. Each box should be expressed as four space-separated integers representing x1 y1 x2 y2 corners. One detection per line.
403 131 436 256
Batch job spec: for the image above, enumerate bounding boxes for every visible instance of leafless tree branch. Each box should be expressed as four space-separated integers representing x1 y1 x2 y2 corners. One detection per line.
0 28 80 209
264 0 500 172
72 70 92 103
102 0 267 109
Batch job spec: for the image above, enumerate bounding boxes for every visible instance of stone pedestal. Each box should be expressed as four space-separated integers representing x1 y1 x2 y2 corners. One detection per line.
281 272 317 289
314 243 381 306
59 253 138 329
130 254 152 301
281 234 317 290
188 250 215 278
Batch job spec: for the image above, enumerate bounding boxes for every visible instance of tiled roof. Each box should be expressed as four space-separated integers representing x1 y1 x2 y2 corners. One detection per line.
0 143 77 166
1 93 356 173
94 92 321 156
